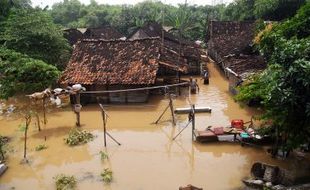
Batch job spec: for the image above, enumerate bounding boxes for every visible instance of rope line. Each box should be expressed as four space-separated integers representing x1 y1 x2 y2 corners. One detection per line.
81 82 189 94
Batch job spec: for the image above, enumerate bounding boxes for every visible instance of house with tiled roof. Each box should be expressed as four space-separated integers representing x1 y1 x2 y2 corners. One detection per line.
59 37 188 103
129 22 201 75
206 21 266 94
206 21 256 64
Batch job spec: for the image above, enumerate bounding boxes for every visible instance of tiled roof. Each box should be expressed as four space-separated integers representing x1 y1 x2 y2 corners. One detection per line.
224 55 266 78
129 22 200 61
59 38 160 85
83 26 124 39
63 29 83 46
207 21 255 62
160 48 188 73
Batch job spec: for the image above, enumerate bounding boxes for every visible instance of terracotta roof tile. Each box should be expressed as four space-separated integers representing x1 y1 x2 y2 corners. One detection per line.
59 38 160 85
83 26 124 39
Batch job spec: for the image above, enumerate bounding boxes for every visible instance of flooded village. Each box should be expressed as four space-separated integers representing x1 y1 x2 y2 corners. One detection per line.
0 0 310 190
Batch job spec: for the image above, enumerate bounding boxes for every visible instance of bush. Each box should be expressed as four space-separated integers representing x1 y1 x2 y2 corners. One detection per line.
0 47 60 99
64 128 94 146
99 151 109 160
54 174 76 190
101 168 112 183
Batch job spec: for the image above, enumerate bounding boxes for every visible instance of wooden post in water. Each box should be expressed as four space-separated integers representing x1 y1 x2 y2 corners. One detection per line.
42 98 47 125
36 113 41 131
169 93 176 126
101 106 107 147
23 113 32 159
75 92 81 127
191 104 195 141
99 104 121 147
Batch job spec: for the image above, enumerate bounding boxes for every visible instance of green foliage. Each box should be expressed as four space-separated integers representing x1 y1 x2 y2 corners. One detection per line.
220 0 306 21
99 151 108 160
0 0 31 22
222 0 255 21
49 0 225 40
54 174 77 190
100 168 112 183
0 8 71 69
47 0 307 40
64 128 94 146
254 0 306 21
236 2 310 150
35 144 47 151
0 47 60 99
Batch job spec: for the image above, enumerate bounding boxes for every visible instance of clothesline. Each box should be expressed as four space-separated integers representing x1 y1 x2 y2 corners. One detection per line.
81 82 189 94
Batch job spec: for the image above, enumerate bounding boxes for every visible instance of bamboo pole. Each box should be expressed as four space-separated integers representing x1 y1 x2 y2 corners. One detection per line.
169 93 176 126
99 104 121 147
36 113 41 131
24 114 31 159
42 98 47 125
75 93 81 127
154 104 170 124
102 109 107 147
191 104 195 141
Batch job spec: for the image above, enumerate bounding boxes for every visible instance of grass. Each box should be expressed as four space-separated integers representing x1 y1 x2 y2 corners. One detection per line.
64 128 94 146
54 174 76 190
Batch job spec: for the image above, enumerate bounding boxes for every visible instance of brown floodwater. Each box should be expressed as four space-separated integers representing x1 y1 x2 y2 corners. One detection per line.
0 63 291 190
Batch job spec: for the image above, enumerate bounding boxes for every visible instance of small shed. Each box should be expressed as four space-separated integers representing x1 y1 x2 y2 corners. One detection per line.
59 38 161 104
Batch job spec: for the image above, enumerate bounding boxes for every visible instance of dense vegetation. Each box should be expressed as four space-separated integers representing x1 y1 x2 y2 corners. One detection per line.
1 8 71 69
0 1 70 99
0 47 60 99
48 0 307 40
236 2 310 152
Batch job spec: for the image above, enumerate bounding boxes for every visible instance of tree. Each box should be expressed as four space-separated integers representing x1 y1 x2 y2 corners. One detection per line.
0 47 60 99
0 0 31 22
221 0 255 21
1 8 71 69
50 0 84 26
254 0 306 21
236 2 310 152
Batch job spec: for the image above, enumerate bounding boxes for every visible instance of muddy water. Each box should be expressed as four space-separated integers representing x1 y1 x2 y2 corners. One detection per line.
0 63 288 190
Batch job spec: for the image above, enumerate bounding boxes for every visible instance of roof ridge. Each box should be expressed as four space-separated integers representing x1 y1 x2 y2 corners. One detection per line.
81 37 161 43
